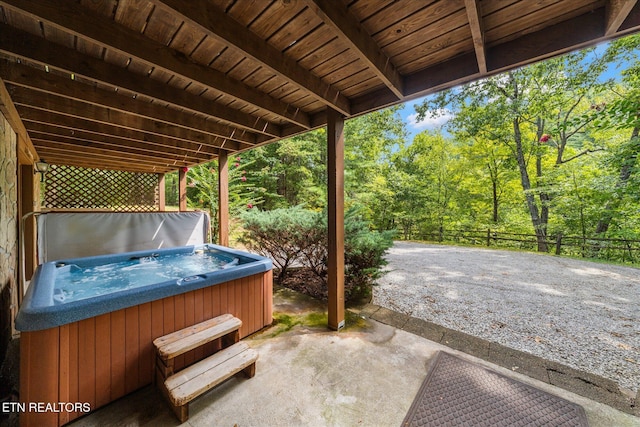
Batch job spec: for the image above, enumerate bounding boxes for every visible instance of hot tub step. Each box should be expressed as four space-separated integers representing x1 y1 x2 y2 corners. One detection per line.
163 341 258 422
154 313 242 363
153 313 255 422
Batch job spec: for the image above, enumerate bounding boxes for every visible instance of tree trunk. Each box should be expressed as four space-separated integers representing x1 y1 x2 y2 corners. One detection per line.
513 119 548 251
487 160 499 223
492 180 498 223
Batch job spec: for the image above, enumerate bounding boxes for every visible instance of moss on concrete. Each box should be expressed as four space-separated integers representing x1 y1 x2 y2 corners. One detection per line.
258 309 372 339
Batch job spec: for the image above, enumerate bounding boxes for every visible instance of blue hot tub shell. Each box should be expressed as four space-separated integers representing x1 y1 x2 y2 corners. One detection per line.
16 244 272 331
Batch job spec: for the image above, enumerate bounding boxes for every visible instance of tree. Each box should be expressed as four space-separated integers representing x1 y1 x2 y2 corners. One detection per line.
593 34 640 236
385 131 464 238
448 108 518 226
416 48 612 251
186 156 264 240
236 133 326 210
343 106 407 228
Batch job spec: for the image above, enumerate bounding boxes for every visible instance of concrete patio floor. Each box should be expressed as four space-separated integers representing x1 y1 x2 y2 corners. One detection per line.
67 287 639 427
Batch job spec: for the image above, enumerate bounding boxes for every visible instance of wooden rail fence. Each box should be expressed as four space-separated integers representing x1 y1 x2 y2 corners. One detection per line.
404 228 640 264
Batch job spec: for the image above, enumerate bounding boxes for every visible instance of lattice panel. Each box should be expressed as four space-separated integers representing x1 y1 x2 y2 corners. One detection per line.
42 165 159 211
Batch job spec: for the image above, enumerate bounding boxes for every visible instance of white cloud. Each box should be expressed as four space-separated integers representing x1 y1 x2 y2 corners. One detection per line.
406 109 453 131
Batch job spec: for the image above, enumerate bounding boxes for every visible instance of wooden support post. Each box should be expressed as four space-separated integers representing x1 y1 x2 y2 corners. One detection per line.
19 164 36 286
218 152 229 247
327 108 345 331
555 232 563 255
158 173 166 211
178 168 187 212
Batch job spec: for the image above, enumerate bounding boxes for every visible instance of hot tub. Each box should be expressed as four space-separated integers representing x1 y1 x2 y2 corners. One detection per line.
16 244 273 426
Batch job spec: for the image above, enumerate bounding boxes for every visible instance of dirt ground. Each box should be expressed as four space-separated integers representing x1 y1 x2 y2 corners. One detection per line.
372 241 640 394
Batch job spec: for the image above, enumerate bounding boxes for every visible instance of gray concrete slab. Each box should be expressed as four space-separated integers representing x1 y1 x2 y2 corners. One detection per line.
66 288 639 427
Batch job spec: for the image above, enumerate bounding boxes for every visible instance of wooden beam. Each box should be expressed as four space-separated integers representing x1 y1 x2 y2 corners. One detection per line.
158 174 166 212
487 10 606 73
0 76 37 163
617 1 640 33
30 137 197 172
0 61 255 149
9 85 246 152
349 53 480 118
464 0 487 74
25 124 212 162
0 58 256 149
149 0 352 116
34 153 175 173
304 0 404 99
0 39 275 141
0 2 310 130
33 139 193 169
276 56 482 140
606 0 638 36
351 9 619 119
31 139 191 168
17 106 217 158
326 108 344 331
217 152 229 247
355 6 640 122
178 167 188 212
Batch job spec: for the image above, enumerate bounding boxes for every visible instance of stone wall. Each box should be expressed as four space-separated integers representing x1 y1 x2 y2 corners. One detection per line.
0 111 17 377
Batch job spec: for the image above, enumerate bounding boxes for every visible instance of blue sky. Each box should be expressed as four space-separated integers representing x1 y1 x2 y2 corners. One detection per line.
399 97 449 141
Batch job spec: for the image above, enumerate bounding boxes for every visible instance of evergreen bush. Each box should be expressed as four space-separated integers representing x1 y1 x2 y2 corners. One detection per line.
239 206 393 303
238 206 321 282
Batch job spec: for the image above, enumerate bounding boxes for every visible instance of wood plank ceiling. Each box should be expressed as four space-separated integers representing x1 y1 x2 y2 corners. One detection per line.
1 0 639 173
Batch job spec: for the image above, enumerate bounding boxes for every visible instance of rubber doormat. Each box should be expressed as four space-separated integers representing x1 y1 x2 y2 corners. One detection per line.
402 351 589 427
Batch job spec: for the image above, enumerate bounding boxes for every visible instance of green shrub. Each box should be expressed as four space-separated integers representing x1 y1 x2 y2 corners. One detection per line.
343 210 395 301
238 206 321 281
239 206 394 303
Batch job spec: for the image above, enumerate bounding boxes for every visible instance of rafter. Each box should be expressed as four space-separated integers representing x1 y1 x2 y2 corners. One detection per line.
31 139 191 168
0 21 280 136
352 9 616 119
8 86 246 152
487 11 605 72
0 1 304 132
606 0 638 36
16 105 222 156
33 150 176 173
148 0 352 116
464 0 487 74
25 123 211 160
0 58 253 147
1 0 638 176
303 0 403 99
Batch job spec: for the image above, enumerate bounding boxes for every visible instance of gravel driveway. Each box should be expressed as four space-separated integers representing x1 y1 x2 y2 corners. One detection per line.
372 241 640 393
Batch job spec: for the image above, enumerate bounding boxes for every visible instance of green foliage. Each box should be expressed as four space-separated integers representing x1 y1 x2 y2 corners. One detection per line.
412 43 636 251
164 171 179 206
342 209 395 301
238 206 393 302
242 133 327 210
599 34 640 130
237 206 321 281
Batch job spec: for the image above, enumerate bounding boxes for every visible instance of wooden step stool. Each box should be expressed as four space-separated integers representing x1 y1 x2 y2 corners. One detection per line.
153 313 258 422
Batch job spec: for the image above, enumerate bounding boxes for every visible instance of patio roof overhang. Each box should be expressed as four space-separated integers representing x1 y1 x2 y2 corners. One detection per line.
1 0 639 173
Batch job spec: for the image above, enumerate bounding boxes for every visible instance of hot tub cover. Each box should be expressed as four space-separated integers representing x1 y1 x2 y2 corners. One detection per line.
37 211 210 262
